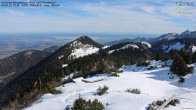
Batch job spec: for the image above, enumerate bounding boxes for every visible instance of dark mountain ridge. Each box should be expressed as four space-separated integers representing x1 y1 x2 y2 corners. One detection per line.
151 38 196 53
0 36 103 109
105 30 196 45
0 50 50 87
105 37 154 45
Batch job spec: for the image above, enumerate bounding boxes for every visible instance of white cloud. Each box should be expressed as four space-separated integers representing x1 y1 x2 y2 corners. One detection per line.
0 1 195 34
71 3 188 33
2 10 25 16
141 6 156 14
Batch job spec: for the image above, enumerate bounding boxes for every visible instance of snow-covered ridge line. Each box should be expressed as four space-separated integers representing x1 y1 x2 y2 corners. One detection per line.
141 41 151 48
108 43 139 54
164 33 176 40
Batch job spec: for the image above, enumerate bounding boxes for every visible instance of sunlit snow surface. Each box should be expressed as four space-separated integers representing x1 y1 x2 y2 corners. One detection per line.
141 41 151 48
70 45 99 59
191 46 196 53
108 44 139 54
24 60 196 110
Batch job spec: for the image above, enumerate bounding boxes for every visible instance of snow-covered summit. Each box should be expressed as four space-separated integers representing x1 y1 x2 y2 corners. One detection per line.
181 29 191 36
68 39 100 59
57 36 102 60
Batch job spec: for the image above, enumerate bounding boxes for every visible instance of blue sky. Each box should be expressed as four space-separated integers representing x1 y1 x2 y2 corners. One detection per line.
0 0 196 34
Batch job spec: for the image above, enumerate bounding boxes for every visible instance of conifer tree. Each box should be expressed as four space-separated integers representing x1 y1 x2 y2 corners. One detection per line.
192 52 196 63
170 54 193 76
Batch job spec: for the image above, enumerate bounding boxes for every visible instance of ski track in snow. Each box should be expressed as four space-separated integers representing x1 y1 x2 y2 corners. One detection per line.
24 60 196 110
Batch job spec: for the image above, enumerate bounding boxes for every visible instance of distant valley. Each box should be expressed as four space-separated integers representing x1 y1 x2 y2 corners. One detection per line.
0 33 157 59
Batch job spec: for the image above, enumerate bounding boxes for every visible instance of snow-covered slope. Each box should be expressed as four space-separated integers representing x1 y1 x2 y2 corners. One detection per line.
102 45 110 49
69 40 99 59
24 60 196 110
70 44 99 59
161 42 185 52
158 33 177 41
141 41 151 48
151 38 196 53
108 43 139 54
191 45 196 53
56 37 101 60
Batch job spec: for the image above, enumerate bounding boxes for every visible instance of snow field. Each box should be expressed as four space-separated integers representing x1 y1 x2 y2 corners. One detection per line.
25 60 196 110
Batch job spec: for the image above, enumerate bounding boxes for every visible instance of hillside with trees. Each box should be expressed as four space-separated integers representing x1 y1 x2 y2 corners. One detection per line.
1 35 196 109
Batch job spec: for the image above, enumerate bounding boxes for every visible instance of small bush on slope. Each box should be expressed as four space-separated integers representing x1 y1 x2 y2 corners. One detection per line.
137 60 150 67
68 97 104 110
178 77 185 84
42 83 62 94
147 66 157 70
97 85 109 95
125 88 141 94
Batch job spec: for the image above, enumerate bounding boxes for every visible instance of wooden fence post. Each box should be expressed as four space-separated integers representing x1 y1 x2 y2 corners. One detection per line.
39 77 42 93
157 95 176 110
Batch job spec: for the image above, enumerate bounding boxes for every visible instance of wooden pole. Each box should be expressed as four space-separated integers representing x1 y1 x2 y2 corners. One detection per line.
157 95 176 110
39 77 42 93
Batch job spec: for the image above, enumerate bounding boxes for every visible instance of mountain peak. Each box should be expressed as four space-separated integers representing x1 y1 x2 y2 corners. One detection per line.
185 29 190 32
77 36 91 40
72 36 102 48
181 29 191 35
